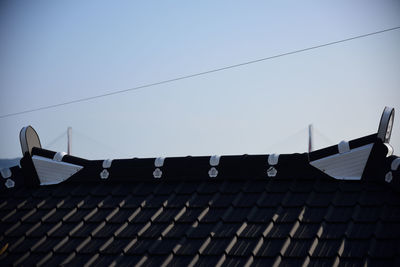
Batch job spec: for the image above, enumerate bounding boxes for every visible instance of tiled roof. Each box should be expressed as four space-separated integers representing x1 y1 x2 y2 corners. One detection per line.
1 107 399 266
1 173 400 266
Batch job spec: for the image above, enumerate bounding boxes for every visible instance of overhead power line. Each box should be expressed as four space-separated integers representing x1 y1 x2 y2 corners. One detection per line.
1 26 399 119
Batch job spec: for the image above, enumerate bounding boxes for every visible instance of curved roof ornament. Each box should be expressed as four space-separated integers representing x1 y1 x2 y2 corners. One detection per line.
20 126 42 156
377 107 395 143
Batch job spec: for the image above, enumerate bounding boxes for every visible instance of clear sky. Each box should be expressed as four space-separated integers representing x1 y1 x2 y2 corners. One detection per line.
1 1 399 160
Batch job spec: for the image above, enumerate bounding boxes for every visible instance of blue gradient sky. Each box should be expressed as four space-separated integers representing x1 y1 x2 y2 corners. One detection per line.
1 1 399 159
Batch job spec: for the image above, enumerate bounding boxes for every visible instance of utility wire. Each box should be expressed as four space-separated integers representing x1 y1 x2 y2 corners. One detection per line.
263 126 308 153
313 127 335 146
43 131 67 149
1 26 399 119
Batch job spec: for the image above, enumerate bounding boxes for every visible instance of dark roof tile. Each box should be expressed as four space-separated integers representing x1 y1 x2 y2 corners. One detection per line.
1 252 26 266
140 255 167 266
307 192 335 207
123 195 146 208
134 182 158 196
288 180 314 192
196 182 222 194
257 192 286 207
276 207 303 223
91 184 113 196
35 237 62 253
131 208 158 223
81 196 104 209
12 237 41 253
57 237 86 253
186 223 215 239
202 208 225 223
43 252 70 266
145 195 168 208
102 196 125 208
61 253 93 267
50 222 76 237
243 181 268 193
189 194 213 207
154 182 179 195
228 237 259 256
175 182 201 194
214 223 243 238
64 209 93 223
161 222 189 238
302 207 328 223
219 181 246 194
108 208 134 223
256 238 286 257
278 257 306 266
252 257 275 266
313 180 339 192
332 192 360 206
101 237 132 254
86 209 111 223
175 207 204 223
267 180 293 193
31 187 53 198
221 255 249 266
346 222 376 239
93 223 121 238
211 194 237 208
2 209 32 223
281 192 309 207
59 197 84 209
283 238 313 257
223 207 251 223
239 223 266 238
325 207 354 223
15 198 45 210
52 185 74 197
141 223 167 238
202 237 231 255
78 237 106 253
369 239 399 258
193 255 221 266
320 223 347 239
375 222 400 239
147 238 178 255
110 183 134 196
153 207 181 223
13 187 33 198
335 258 364 266
22 252 48 266
357 191 386 206
293 223 320 239
353 206 382 222
70 184 92 196
4 222 33 237
90 254 116 266
339 239 370 258
307 258 335 267
265 223 293 239
339 181 365 192
166 195 189 208
70 222 98 237
235 192 261 207
175 238 204 255
366 258 397 267
380 205 400 222
312 239 342 257
117 222 145 238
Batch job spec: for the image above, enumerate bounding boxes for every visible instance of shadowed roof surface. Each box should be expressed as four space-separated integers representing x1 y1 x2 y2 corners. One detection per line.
1 175 400 266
